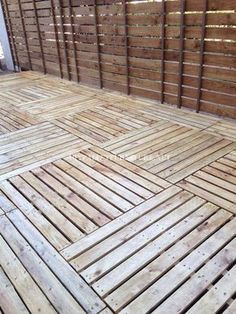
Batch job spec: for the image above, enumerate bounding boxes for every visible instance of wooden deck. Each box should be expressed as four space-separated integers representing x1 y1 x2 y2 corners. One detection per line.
0 72 236 314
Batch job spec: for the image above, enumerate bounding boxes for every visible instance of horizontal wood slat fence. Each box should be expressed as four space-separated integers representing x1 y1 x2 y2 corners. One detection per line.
1 0 236 117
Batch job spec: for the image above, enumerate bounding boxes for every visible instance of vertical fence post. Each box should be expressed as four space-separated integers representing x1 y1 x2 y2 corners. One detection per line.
94 0 102 89
32 0 46 74
196 0 207 113
177 0 185 108
123 0 129 95
50 0 63 78
160 0 165 104
68 0 79 82
17 0 32 69
58 0 71 80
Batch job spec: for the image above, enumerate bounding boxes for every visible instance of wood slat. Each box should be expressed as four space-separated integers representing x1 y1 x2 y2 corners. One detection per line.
54 103 160 145
102 119 236 183
0 122 90 181
178 151 236 214
3 0 236 117
0 105 39 134
205 120 236 142
0 71 235 313
0 212 105 313
105 213 235 312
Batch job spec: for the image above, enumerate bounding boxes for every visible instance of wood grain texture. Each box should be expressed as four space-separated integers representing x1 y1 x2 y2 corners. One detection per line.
0 71 235 313
2 0 236 117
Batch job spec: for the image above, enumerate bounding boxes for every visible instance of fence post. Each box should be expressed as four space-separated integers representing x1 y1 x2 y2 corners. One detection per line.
177 0 185 108
17 0 32 70
50 0 63 79
196 0 207 113
32 0 46 74
94 0 102 89
123 0 130 95
160 0 166 104
68 0 79 82
58 0 71 80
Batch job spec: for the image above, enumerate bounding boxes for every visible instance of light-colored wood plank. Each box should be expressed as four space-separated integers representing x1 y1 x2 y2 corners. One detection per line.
0 232 56 314
55 103 159 145
112 214 235 313
188 265 236 314
178 151 236 214
1 71 235 313
5 209 106 313
0 267 29 314
0 122 90 181
61 185 181 261
153 239 236 313
205 120 236 142
81 197 208 284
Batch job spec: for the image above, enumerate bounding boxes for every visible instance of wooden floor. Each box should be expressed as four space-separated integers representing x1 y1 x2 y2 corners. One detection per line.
0 72 236 314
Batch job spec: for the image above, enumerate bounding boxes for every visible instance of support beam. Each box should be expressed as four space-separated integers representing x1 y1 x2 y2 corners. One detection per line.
160 0 166 104
177 0 185 109
17 0 32 70
32 0 46 74
68 0 79 82
196 0 207 113
94 0 102 89
58 0 71 80
123 0 130 95
50 0 63 79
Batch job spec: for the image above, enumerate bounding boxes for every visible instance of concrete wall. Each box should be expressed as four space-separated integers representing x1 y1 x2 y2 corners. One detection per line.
0 2 14 71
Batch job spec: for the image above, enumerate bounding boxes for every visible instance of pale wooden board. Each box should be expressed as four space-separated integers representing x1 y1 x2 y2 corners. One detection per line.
0 147 169 250
1 71 235 314
61 185 181 261
0 105 39 135
102 120 236 183
224 299 236 314
0 213 105 313
205 120 236 142
178 151 236 214
80 196 210 282
152 244 236 314
104 214 235 312
0 83 71 107
187 265 236 314
0 72 43 91
0 122 90 181
0 266 30 314
20 94 97 120
54 103 160 145
112 99 220 129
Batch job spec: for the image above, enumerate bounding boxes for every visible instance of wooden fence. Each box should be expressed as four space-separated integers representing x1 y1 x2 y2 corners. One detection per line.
1 0 236 118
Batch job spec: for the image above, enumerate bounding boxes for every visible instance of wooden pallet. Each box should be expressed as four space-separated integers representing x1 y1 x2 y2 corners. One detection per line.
55 104 160 145
20 94 97 120
62 193 235 313
0 71 235 314
102 121 236 183
178 151 236 214
0 148 170 250
205 120 236 142
0 83 70 106
0 105 38 134
113 99 219 130
0 122 90 181
0 213 105 314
